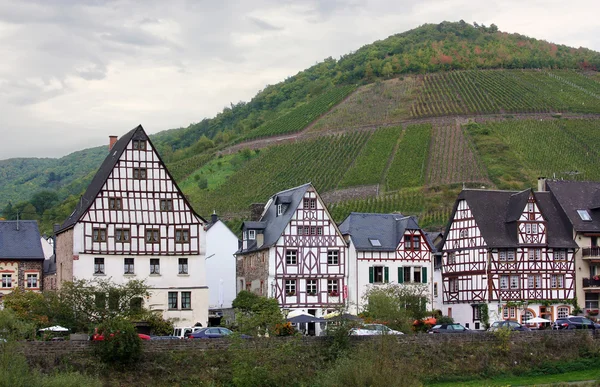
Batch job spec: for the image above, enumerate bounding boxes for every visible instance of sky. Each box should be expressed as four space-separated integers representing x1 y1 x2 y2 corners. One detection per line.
0 0 598 160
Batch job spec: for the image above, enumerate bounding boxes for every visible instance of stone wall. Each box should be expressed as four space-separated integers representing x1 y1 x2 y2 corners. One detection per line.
18 260 44 290
55 228 74 287
236 250 269 296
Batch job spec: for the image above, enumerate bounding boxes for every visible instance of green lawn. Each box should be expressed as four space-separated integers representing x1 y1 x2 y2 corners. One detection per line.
428 367 600 387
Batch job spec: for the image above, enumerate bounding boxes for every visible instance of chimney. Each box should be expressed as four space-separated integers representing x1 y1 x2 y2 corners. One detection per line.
537 177 547 192
211 210 218 224
109 136 118 151
249 203 264 221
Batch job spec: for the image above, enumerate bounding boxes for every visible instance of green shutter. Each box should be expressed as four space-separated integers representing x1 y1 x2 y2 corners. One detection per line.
384 267 389 283
369 267 374 284
398 267 403 284
422 267 428 283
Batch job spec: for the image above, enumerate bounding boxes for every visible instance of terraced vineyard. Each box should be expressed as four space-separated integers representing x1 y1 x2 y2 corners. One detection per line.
243 85 356 140
309 77 417 132
410 70 600 118
426 120 489 186
338 125 403 188
190 131 370 214
167 152 215 181
385 124 432 190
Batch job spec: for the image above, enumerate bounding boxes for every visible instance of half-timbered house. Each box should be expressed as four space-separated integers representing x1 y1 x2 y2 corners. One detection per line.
236 183 347 333
55 125 208 326
544 180 600 316
338 213 434 314
438 188 577 329
0 220 45 300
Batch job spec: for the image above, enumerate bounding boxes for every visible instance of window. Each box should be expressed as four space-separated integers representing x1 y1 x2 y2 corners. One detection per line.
528 274 542 288
528 248 541 261
133 167 147 179
179 258 188 274
328 250 339 265
26 274 38 288
317 227 323 235
500 275 509 290
146 229 160 243
303 198 309 208
310 199 316 209
109 197 122 210
433 282 438 297
459 229 469 238
124 258 135 274
502 305 517 320
553 249 566 261
557 306 570 319
473 304 482 321
133 140 147 150
327 279 339 295
373 266 384 283
297 226 303 235
150 259 160 274
94 258 105 274
404 266 411 283
404 235 412 249
306 279 317 295
277 204 283 216
585 293 599 309
248 230 256 240
525 223 532 234
168 292 178 309
115 228 130 242
285 279 296 296
175 229 190 243
413 267 422 283
578 209 592 221
448 278 459 292
532 223 538 234
510 275 520 289
447 252 456 264
303 226 310 235
522 310 533 324
93 228 107 242
1 274 12 288
286 250 298 265
369 238 381 247
310 227 316 235
160 199 173 211
181 292 191 309
551 274 565 288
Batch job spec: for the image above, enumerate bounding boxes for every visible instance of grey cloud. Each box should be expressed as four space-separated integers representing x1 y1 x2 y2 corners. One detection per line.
248 16 283 31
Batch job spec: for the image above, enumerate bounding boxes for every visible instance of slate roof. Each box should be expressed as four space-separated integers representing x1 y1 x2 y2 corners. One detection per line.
238 183 312 253
0 220 45 260
546 180 600 233
338 212 428 252
441 189 577 250
57 125 205 233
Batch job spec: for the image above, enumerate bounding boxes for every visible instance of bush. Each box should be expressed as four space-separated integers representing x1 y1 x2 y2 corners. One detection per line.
93 318 142 366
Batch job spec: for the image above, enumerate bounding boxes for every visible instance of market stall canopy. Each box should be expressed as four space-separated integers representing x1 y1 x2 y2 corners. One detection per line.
39 325 69 332
287 314 327 324
322 311 362 322
526 317 551 323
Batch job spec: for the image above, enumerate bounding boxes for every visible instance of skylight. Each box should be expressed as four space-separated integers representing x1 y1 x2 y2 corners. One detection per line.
369 238 382 247
577 209 592 221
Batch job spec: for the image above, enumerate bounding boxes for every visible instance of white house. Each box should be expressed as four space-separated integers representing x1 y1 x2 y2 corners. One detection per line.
205 212 238 325
55 125 208 326
236 183 348 335
338 213 434 314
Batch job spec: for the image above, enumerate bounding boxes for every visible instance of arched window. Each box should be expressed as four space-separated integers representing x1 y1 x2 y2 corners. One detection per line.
557 305 570 319
521 309 535 324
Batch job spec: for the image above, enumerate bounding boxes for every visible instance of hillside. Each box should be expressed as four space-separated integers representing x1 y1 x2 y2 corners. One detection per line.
2 21 600 234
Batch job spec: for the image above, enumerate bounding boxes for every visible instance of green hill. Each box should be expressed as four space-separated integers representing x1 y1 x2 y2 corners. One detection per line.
2 21 600 234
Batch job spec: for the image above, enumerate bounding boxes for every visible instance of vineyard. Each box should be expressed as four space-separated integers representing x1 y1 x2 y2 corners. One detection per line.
167 152 215 181
242 85 356 141
468 118 600 187
189 131 370 215
426 120 489 186
309 77 417 132
409 70 600 118
338 125 403 188
385 124 432 191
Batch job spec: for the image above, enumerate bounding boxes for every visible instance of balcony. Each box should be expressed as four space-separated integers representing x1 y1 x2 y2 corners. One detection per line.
582 247 600 259
583 277 600 289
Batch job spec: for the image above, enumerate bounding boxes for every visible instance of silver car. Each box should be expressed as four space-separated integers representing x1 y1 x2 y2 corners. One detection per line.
349 323 404 336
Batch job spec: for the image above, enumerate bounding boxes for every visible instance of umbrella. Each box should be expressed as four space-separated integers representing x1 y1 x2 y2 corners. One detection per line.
287 310 309 319
39 325 69 332
287 314 327 324
526 317 551 323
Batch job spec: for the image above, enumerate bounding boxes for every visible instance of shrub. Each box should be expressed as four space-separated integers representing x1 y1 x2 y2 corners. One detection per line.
93 318 142 366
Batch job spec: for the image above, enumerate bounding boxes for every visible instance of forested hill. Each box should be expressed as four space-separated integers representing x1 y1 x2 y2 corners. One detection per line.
2 21 600 234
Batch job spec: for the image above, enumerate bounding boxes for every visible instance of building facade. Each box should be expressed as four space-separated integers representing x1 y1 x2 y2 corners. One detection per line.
55 126 208 326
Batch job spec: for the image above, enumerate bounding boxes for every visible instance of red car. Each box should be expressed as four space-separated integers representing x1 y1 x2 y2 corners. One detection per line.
91 332 151 341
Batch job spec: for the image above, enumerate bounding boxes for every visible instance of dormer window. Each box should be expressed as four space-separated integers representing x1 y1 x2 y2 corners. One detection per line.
248 230 256 240
277 204 283 216
578 209 592 221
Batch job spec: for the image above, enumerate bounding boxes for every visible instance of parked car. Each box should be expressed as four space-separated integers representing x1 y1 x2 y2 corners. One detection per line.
188 327 251 339
488 321 531 332
91 333 151 341
552 317 597 330
427 323 476 333
150 335 182 340
349 324 404 336
173 326 204 339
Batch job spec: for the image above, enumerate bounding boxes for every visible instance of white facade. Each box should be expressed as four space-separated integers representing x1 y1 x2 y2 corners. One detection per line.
205 220 238 310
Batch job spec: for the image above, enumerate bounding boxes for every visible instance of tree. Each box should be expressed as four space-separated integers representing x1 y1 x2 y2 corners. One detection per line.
29 190 59 214
232 291 284 336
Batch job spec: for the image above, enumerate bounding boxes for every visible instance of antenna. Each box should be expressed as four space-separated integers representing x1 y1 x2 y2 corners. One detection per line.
16 211 19 231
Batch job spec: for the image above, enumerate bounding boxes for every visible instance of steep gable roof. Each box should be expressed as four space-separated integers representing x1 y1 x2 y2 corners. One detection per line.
546 180 600 233
0 220 45 260
57 125 205 233
338 212 425 252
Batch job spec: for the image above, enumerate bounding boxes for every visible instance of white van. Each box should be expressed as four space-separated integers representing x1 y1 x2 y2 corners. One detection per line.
173 326 204 339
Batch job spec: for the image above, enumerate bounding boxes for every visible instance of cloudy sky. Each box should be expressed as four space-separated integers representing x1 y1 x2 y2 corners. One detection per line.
0 0 598 160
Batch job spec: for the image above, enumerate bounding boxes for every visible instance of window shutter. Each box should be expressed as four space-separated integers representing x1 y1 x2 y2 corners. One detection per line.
398 267 403 284
369 267 374 284
384 267 389 283
422 267 428 283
